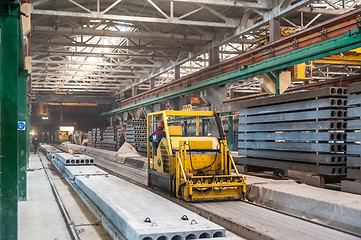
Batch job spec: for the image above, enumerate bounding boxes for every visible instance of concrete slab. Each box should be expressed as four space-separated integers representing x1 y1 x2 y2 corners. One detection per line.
55 161 109 180
74 175 226 240
342 180 361 195
18 154 72 240
192 201 360 240
42 155 112 240
245 174 361 234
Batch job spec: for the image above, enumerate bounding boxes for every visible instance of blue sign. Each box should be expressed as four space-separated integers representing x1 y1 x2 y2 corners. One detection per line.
18 121 26 131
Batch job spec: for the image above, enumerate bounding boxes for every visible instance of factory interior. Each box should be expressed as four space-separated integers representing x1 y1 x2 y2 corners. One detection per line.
2 0 361 239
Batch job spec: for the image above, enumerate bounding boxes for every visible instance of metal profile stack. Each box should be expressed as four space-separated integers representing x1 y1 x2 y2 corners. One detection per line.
95 128 102 148
238 87 348 176
88 130 94 147
345 82 361 183
101 126 117 151
88 129 96 147
125 119 147 154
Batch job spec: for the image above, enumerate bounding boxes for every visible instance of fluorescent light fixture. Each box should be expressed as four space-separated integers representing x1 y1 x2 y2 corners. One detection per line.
42 116 49 120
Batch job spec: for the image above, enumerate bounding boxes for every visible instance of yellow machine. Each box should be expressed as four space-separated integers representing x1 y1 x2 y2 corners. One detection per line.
292 61 314 81
147 110 246 202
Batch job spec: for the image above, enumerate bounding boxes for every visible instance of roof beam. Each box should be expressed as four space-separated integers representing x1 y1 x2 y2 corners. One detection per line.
32 66 149 74
31 50 178 59
102 0 123 14
160 0 273 9
32 59 161 68
31 25 213 41
32 41 192 52
31 8 239 28
31 72 139 79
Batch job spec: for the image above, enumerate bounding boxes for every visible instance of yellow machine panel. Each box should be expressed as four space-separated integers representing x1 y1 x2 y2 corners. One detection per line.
188 140 213 150
292 61 314 81
168 126 182 136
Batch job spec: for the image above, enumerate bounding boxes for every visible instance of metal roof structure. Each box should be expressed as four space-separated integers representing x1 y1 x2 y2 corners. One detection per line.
30 0 361 97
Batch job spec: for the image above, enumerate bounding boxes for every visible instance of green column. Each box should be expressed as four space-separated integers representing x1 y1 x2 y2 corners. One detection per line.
0 1 22 239
18 70 28 201
18 8 28 201
266 71 280 95
275 70 280 95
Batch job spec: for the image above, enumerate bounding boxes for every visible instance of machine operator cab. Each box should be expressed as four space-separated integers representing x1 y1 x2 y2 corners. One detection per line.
147 110 246 202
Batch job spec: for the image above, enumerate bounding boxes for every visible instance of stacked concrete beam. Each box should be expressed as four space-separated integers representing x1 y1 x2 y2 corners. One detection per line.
125 119 147 155
238 87 348 176
88 130 96 147
101 126 117 151
39 144 62 160
95 128 102 148
342 82 361 194
54 152 94 165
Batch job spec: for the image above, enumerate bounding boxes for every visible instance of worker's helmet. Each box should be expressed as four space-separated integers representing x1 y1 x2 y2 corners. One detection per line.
121 127 125 131
157 121 164 128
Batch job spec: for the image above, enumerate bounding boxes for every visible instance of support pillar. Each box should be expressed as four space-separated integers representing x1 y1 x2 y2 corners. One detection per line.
150 78 155 89
18 70 28 201
208 47 220 66
229 88 235 99
132 86 138 97
269 18 281 42
174 66 180 80
202 86 227 111
0 2 23 238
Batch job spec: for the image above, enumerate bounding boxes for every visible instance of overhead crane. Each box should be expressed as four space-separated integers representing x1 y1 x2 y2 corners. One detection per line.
103 8 361 116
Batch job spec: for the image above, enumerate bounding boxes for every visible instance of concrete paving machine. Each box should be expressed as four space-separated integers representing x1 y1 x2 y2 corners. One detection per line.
147 110 246 202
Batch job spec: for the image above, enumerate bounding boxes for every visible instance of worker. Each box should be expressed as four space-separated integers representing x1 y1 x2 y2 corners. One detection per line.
118 127 126 149
40 132 45 144
32 134 40 154
46 132 50 143
149 121 166 153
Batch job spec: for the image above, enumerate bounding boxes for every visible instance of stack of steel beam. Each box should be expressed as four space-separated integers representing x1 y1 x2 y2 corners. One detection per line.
238 87 348 176
125 119 147 154
345 82 361 181
54 152 94 165
101 126 117 151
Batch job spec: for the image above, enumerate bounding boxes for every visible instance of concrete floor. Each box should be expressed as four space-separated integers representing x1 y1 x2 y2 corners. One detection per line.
18 153 111 240
18 153 72 240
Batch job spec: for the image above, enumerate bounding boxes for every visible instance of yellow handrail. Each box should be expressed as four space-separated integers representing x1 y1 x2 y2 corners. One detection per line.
229 153 240 175
177 155 187 181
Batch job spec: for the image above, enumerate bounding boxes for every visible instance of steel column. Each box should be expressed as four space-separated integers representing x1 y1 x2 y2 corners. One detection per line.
0 1 22 239
18 70 27 201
